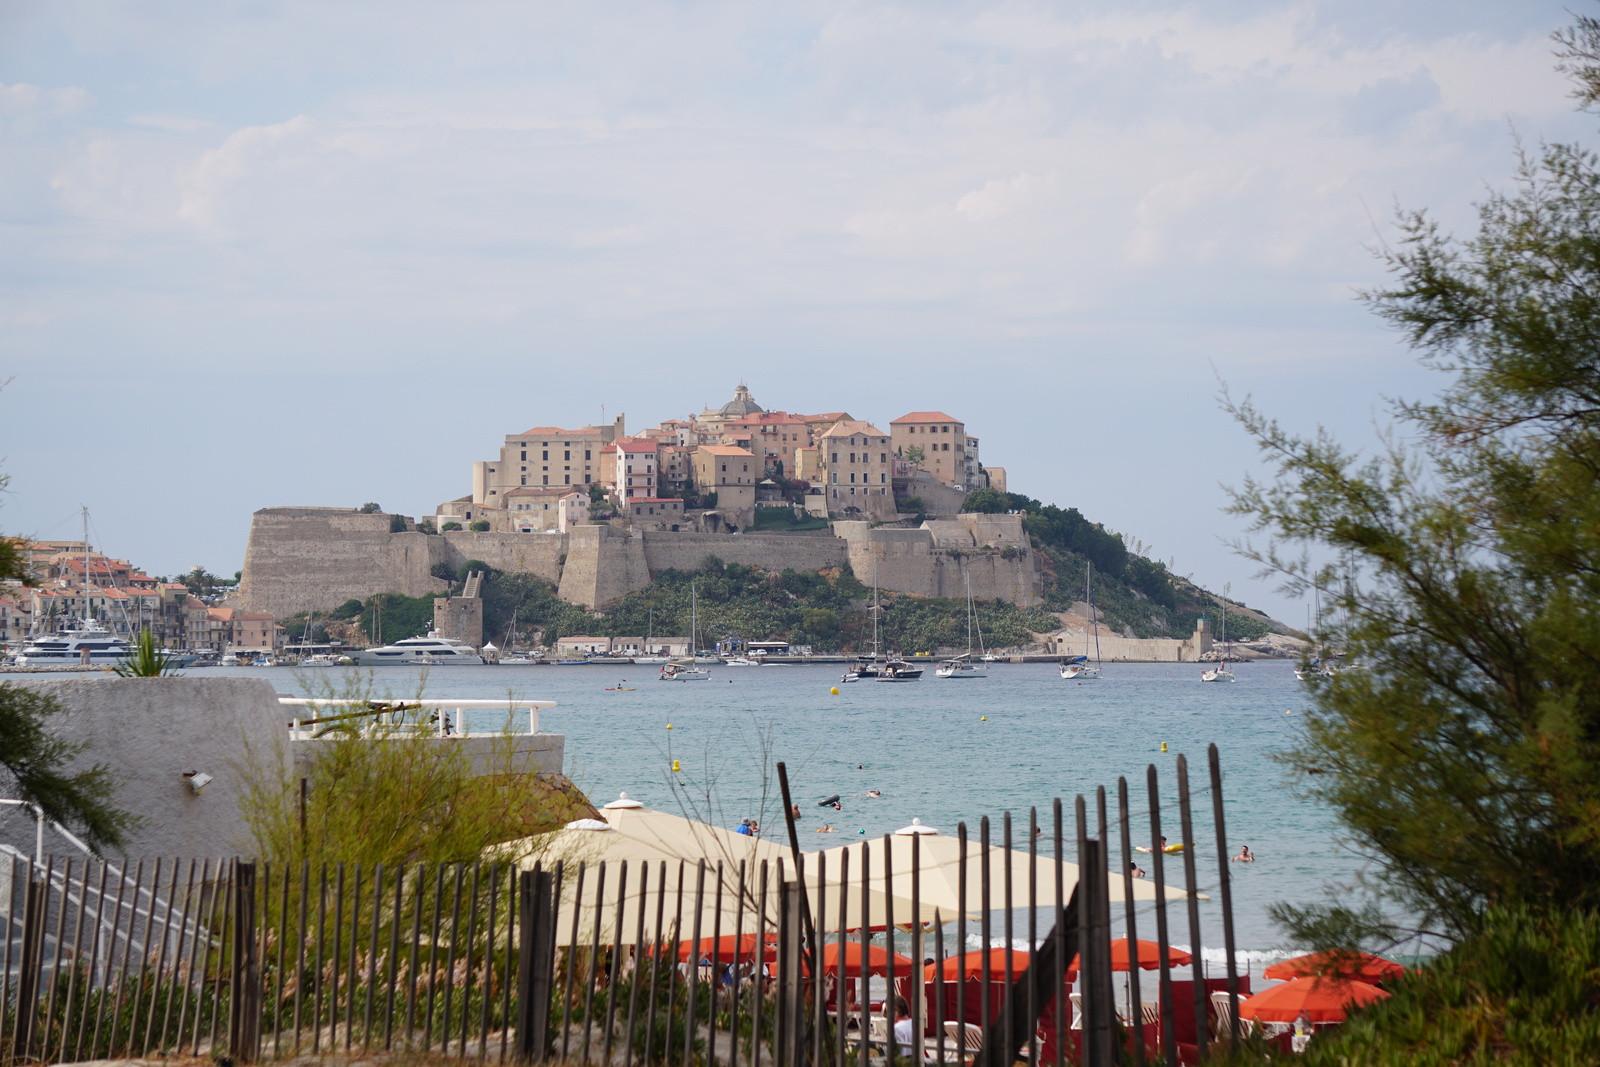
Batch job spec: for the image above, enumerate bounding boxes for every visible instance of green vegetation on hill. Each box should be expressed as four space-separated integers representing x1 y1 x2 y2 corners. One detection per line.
478 556 1059 652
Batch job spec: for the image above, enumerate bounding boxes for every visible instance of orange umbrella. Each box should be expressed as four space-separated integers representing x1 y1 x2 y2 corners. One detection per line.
675 932 778 964
820 941 913 978
925 947 1038 981
1262 951 1406 985
1070 938 1193 972
1238 977 1389 1024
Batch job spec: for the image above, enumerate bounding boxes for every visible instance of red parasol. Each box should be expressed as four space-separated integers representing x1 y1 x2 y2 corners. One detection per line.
1070 938 1193 973
924 947 1038 981
674 932 778 964
820 941 914 978
1262 951 1406 985
1238 977 1389 1024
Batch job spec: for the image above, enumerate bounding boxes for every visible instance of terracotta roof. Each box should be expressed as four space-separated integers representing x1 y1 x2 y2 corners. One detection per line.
890 411 962 425
631 497 684 505
727 412 806 427
798 412 850 422
615 437 660 452
696 445 757 457
505 487 588 497
518 426 582 436
819 420 889 438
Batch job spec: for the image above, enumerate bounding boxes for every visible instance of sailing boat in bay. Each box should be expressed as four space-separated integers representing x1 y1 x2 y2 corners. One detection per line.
634 606 669 664
1200 587 1237 682
1060 562 1104 679
660 582 711 680
936 567 988 678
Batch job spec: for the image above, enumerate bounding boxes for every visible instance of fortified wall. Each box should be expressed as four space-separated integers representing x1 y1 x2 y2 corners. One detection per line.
237 507 1043 618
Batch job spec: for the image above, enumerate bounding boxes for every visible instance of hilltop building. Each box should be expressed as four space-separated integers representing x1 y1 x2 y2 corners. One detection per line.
891 411 969 488
818 420 896 521
611 437 662 501
691 444 759 529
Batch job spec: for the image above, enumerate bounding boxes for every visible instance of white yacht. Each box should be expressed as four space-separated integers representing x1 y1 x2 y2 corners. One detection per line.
12 620 132 666
346 632 485 666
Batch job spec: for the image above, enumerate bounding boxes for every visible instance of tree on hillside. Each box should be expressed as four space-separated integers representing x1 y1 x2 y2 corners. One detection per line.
1228 33 1600 942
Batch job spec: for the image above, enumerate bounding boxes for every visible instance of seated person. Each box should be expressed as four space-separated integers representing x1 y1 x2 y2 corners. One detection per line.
890 996 920 1059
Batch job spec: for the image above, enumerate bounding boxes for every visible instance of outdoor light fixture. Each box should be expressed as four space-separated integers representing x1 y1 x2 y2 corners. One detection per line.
184 771 215 794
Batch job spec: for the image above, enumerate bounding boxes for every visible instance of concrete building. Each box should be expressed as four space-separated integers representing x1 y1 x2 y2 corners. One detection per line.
612 437 661 501
890 411 967 488
818 420 897 521
505 487 590 532
463 416 626 511
963 434 985 491
556 635 612 656
659 444 691 496
691 445 759 529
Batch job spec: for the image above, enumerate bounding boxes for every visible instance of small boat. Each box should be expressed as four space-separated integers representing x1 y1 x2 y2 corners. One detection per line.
723 656 763 667
605 683 638 691
1060 563 1104 680
936 569 989 679
839 670 861 683
874 658 923 682
1201 587 1238 682
660 660 710 681
299 653 344 668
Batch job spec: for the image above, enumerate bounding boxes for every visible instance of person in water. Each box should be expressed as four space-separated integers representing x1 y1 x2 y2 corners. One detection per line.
1130 861 1146 879
791 803 801 821
866 790 882 798
832 800 842 811
1231 845 1255 862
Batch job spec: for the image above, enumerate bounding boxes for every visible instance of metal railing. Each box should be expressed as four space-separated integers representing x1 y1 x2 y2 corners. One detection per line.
279 697 552 739
1 745 1241 1066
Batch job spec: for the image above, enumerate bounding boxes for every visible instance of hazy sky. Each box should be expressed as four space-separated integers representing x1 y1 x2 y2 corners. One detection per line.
1 0 1593 625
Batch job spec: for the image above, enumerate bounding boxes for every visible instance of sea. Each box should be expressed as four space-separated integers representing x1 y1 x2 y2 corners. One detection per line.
45 657 1360 976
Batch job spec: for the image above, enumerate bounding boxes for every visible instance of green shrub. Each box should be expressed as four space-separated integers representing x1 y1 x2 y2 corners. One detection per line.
388 513 408 532
442 521 462 531
468 519 491 532
331 598 364 620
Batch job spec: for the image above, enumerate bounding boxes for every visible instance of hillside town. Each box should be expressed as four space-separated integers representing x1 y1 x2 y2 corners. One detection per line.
0 541 282 654
432 383 1006 534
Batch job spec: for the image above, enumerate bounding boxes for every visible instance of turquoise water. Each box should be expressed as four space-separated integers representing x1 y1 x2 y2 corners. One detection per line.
231 657 1351 968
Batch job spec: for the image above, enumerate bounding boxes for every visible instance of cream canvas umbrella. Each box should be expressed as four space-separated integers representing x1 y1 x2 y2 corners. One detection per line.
810 818 1200 922
502 793 943 947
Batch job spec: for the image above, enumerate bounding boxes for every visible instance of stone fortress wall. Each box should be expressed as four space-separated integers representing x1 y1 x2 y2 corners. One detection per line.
237 507 1044 618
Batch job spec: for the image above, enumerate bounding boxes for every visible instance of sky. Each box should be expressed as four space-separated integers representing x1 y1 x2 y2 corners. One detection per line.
1 0 1594 626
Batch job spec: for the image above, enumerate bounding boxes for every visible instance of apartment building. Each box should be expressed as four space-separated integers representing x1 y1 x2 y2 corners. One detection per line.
890 411 967 487
818 420 897 521
612 437 661 501
465 415 626 510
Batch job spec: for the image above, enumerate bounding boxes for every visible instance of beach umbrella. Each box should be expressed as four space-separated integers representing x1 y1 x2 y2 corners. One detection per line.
924 947 1067 981
501 793 943 945
1238 977 1389 1024
1262 951 1406 985
811 819 1199 925
820 941 914 978
674 932 779 964
1069 938 1193 973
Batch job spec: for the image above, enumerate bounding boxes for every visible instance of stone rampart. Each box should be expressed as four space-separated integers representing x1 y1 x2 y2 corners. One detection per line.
641 531 848 576
239 507 1042 617
238 507 450 619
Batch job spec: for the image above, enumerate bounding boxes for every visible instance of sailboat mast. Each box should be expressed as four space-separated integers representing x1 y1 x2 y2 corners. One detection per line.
1089 562 1102 666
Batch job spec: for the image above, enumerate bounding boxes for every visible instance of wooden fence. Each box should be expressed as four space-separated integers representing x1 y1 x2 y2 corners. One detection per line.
1 746 1241 1066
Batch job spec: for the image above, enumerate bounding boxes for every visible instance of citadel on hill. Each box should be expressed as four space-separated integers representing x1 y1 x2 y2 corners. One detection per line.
238 385 1034 621
235 384 1280 660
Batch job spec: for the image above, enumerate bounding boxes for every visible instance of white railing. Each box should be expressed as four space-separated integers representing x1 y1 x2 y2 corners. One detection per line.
278 696 555 739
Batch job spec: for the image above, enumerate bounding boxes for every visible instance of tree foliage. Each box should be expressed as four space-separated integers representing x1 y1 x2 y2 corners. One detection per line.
0 684 137 853
1227 88 1600 939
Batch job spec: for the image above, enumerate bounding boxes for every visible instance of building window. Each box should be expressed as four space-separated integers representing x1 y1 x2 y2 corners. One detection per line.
564 450 571 460
881 453 887 463
880 473 886 483
565 475 571 484
520 450 526 460
542 476 549 485
542 451 549 460
585 449 592 460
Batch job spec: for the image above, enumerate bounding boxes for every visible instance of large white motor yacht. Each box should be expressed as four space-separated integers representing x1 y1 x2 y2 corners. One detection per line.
12 620 132 666
346 631 485 666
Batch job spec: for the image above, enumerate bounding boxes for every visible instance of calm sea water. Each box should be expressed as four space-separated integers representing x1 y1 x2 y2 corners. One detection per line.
184 656 1359 971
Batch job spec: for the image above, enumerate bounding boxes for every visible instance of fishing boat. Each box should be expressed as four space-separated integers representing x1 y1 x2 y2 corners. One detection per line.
661 583 711 680
936 569 988 679
874 657 923 682
1060 563 1104 679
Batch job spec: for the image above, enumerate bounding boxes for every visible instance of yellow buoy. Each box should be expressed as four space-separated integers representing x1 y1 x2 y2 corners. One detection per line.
1160 741 1169 752
672 759 681 772
981 716 988 721
830 686 840 695
666 723 673 730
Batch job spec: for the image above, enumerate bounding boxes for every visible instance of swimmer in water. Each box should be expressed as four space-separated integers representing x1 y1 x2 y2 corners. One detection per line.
1130 861 1146 879
866 790 882 798
1231 845 1255 863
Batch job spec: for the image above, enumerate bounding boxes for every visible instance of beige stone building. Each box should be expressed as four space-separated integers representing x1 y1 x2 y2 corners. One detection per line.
724 412 812 478
890 411 967 488
462 416 626 511
818 420 897 521
694 383 766 434
626 497 686 531
504 487 590 532
692 445 759 528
